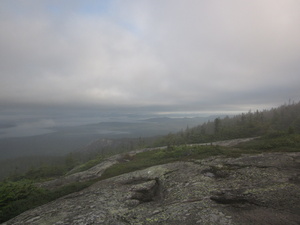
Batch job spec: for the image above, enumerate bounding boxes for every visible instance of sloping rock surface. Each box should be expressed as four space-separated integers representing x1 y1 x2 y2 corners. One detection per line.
3 152 300 225
37 137 258 190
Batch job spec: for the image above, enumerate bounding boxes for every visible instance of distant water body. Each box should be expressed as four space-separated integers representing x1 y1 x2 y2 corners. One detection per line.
0 116 128 138
0 108 215 139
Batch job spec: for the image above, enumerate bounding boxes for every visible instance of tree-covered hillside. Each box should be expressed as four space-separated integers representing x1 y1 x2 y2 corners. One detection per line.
154 101 300 146
1 101 300 223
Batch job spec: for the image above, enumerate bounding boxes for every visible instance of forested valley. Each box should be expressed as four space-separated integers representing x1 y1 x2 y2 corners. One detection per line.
1 101 300 223
154 101 300 146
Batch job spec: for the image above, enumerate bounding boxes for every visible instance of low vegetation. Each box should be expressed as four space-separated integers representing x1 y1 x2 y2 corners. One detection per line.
101 145 233 179
1 102 300 223
236 132 300 152
101 133 300 180
0 178 96 223
154 101 300 146
67 155 105 175
1 133 300 223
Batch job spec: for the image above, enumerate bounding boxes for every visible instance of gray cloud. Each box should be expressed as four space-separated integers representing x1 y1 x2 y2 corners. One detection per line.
0 0 300 114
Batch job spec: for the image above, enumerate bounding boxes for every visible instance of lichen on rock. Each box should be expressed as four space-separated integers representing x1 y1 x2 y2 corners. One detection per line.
3 152 300 225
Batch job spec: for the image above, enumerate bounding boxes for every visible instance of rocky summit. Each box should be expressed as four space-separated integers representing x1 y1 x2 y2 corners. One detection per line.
3 152 300 225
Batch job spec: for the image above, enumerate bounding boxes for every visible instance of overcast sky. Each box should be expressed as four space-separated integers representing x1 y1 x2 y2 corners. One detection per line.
1 0 300 115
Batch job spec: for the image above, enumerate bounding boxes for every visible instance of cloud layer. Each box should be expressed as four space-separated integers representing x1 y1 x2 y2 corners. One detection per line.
1 0 300 113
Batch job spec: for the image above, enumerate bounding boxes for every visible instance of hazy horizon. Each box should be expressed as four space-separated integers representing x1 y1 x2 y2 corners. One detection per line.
0 107 228 138
1 0 300 137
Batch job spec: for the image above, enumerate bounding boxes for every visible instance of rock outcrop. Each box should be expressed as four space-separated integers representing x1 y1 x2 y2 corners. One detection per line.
3 152 300 225
37 137 258 190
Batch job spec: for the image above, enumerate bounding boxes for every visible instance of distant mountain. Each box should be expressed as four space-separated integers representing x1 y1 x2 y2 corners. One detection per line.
142 117 174 122
142 116 221 124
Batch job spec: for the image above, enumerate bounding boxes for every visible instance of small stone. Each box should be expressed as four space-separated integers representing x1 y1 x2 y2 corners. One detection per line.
26 216 40 223
152 209 161 215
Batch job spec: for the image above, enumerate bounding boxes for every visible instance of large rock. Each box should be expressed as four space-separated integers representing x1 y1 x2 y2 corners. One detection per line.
37 138 258 190
3 152 300 225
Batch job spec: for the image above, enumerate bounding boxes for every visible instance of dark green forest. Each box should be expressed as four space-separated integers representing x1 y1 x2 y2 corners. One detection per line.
1 101 300 222
154 101 300 146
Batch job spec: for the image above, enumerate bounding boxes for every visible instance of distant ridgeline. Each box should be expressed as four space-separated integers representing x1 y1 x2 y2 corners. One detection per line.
154 101 300 146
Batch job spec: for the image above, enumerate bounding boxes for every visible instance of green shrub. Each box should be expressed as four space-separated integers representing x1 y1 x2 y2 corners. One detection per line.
68 156 104 174
101 145 233 179
236 134 300 151
0 179 97 223
0 180 46 222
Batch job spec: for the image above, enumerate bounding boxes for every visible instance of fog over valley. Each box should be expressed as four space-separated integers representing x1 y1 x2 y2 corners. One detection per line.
0 108 220 138
0 0 299 167
1 2 300 223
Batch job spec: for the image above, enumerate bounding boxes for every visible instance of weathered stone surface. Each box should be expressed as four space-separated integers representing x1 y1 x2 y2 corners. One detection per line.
37 154 123 190
37 138 258 190
3 152 300 225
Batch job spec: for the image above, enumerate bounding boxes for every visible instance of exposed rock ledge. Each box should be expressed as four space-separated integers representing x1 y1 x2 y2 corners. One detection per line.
3 152 300 225
37 137 258 190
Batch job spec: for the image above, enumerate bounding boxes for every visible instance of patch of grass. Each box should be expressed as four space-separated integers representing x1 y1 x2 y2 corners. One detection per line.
236 133 300 152
68 156 104 174
101 134 300 180
0 179 97 223
0 180 45 223
3 134 300 223
8 165 68 182
100 145 245 179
